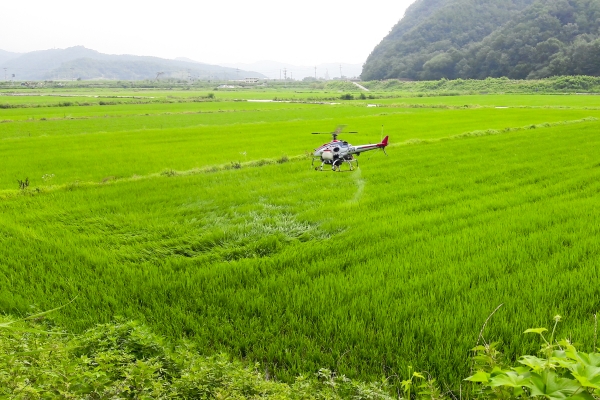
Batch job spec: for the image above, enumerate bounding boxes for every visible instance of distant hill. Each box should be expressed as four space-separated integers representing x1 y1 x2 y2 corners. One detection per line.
0 50 21 65
362 0 600 80
0 46 266 81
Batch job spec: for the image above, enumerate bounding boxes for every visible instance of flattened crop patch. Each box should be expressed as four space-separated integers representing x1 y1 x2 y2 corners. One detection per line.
122 205 330 264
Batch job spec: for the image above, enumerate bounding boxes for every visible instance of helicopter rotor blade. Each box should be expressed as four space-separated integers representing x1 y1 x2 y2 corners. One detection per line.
334 124 347 135
311 131 358 135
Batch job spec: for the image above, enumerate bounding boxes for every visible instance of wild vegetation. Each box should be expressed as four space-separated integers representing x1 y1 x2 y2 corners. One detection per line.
2 314 598 398
1 316 396 399
1 82 600 396
362 0 600 81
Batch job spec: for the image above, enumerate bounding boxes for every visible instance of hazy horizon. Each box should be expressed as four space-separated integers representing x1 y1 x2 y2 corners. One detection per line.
0 0 415 67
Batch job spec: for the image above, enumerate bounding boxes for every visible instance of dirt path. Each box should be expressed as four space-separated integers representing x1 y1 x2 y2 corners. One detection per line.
352 82 369 91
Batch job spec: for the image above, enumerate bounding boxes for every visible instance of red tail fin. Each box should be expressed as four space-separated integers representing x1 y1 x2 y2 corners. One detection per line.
380 135 389 147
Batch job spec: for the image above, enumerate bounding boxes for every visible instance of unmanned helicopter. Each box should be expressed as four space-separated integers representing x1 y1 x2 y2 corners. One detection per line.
311 125 389 171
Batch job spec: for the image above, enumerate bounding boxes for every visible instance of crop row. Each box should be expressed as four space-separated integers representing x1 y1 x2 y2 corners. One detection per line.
1 117 599 387
1 100 598 191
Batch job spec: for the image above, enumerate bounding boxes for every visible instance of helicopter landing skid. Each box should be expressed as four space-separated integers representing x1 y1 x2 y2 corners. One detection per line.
313 157 358 172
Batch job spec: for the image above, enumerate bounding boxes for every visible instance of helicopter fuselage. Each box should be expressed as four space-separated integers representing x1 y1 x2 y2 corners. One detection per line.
312 136 389 171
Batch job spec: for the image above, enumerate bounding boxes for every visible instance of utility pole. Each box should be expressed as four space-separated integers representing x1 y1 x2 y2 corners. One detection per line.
236 68 240 80
283 68 287 80
340 64 343 78
314 66 317 80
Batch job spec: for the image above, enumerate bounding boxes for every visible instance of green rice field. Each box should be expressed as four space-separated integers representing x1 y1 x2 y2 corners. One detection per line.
1 87 600 388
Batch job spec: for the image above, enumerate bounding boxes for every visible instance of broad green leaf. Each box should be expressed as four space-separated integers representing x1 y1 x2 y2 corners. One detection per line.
489 371 529 388
513 386 525 397
570 363 600 389
554 357 576 369
489 371 529 396
490 366 505 375
519 355 550 371
465 370 490 383
514 366 531 374
552 351 576 369
524 371 582 400
524 328 548 335
400 379 412 390
590 353 600 367
570 392 596 400
578 352 600 368
552 350 567 358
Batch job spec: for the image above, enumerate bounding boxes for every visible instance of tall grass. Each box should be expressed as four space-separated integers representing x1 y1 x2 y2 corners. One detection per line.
1 99 599 191
2 90 600 389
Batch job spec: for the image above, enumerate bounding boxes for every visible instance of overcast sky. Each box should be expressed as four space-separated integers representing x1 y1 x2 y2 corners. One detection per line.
1 0 415 66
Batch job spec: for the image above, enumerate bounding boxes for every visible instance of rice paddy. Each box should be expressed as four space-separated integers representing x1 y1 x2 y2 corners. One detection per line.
1 86 599 388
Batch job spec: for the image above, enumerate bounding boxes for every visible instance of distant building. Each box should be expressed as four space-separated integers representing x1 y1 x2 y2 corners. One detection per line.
244 78 259 83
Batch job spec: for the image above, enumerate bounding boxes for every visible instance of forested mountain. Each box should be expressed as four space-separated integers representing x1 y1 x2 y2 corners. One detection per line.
0 46 265 81
361 0 600 80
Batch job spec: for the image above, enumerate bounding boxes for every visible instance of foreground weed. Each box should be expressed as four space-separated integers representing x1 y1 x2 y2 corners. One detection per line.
466 316 600 400
401 367 444 400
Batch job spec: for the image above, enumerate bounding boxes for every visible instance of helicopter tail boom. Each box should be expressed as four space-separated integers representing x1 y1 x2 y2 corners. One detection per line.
350 135 390 155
